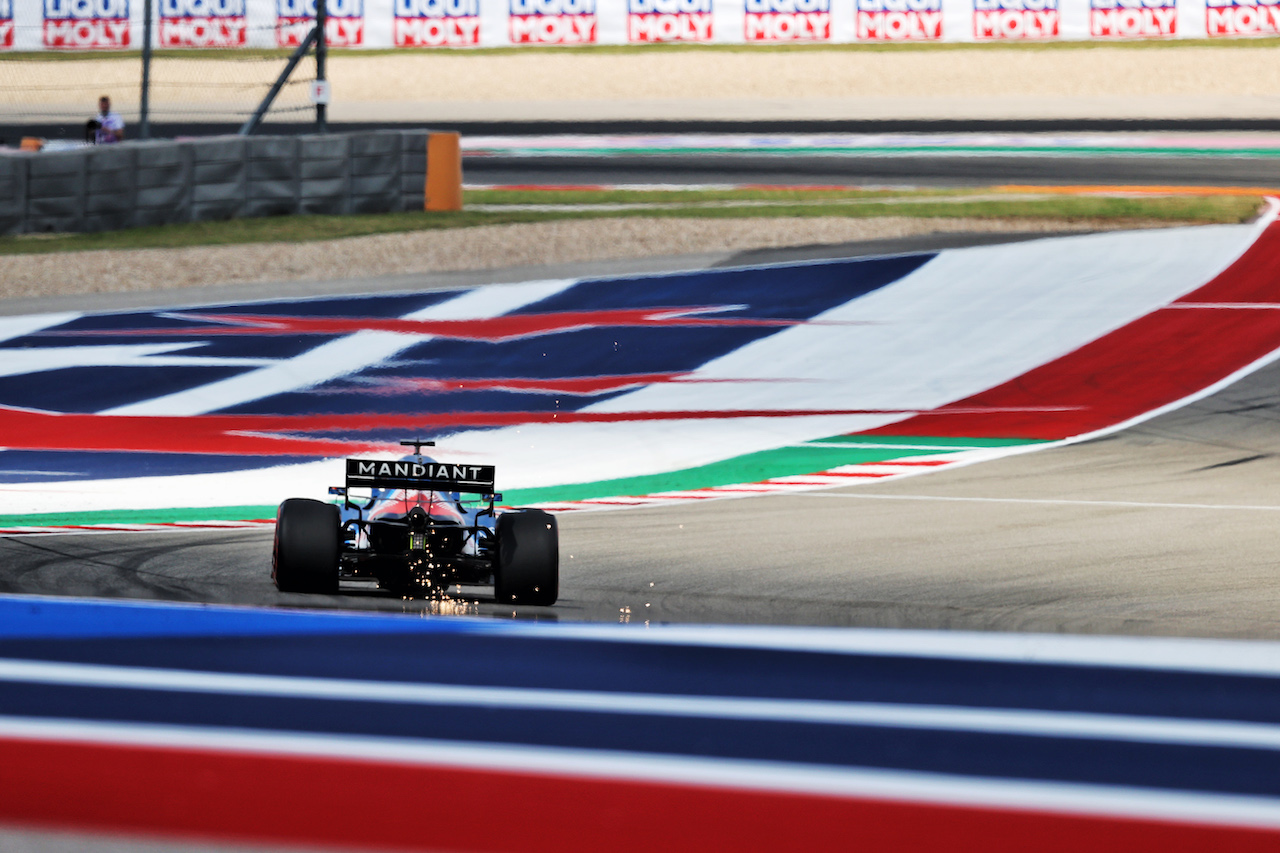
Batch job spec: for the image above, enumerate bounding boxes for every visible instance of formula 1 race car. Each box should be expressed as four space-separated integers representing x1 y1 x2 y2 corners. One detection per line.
272 440 558 605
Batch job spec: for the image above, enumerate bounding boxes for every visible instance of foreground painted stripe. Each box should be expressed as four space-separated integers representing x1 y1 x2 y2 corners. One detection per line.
4 657 1280 752
4 726 1279 853
9 593 1280 678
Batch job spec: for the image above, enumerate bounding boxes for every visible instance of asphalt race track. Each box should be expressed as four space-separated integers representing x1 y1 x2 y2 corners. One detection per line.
3 234 1279 640
463 152 1280 189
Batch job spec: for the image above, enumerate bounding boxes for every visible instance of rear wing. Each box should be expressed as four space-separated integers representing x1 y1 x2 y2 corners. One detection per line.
344 459 496 494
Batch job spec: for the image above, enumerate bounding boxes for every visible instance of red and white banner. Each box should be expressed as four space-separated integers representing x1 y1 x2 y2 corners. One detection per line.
0 0 13 47
745 0 828 41
973 0 1058 38
857 0 943 40
628 0 711 41
393 0 478 46
1207 0 1280 35
276 0 362 46
509 0 595 43
42 0 129 48
1090 0 1176 37
3 0 1278 52
158 0 245 46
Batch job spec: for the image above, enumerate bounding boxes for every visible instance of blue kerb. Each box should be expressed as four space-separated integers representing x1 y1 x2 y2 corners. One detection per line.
0 594 510 640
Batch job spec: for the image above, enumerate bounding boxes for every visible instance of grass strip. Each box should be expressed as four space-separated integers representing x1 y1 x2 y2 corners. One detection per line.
0 193 1260 257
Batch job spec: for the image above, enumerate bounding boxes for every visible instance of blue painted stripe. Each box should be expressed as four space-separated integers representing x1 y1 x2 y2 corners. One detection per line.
0 680 1277 798
2 598 1280 726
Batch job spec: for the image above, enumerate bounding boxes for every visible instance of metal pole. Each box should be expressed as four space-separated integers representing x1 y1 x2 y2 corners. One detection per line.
139 0 153 139
238 26 318 136
315 0 327 134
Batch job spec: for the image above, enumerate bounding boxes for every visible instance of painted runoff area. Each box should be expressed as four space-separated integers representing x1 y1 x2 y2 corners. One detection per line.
5 211 1280 846
3 205 1280 531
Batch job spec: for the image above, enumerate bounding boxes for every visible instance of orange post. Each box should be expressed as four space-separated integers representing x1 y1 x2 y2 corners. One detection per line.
425 132 463 212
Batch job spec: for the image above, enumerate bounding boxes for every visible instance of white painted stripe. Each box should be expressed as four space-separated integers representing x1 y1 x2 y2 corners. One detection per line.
0 312 81 347
0 716 1278 830
784 492 1280 513
103 280 576 416
1 657 1274 752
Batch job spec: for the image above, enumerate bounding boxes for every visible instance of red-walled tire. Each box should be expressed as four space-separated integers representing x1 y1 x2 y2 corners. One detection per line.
272 498 340 594
494 510 558 606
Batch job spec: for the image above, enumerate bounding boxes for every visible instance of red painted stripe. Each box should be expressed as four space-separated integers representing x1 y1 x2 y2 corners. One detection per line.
862 460 953 467
0 738 1274 853
864 221 1280 440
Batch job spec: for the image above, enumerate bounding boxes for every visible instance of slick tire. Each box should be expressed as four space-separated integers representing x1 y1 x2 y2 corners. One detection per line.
273 498 340 594
494 510 559 606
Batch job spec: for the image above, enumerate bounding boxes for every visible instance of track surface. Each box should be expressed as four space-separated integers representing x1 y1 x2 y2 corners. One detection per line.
463 153 1280 189
3 233 1278 639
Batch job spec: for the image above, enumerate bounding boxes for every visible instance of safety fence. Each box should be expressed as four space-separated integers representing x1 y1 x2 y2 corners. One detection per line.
0 129 439 235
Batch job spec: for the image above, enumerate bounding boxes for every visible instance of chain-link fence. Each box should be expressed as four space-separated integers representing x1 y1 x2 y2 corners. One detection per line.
0 24 317 134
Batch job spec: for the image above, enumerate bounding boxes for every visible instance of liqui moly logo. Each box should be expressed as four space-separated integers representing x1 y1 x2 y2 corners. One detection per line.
1207 0 1280 36
159 0 246 47
628 0 712 41
43 0 130 48
745 0 829 41
1090 0 1175 36
509 0 596 44
394 0 479 46
974 0 1058 37
0 0 12 48
857 0 942 39
277 0 364 46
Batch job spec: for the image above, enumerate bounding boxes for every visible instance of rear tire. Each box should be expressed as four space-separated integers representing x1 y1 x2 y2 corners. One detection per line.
494 510 558 606
273 498 340 594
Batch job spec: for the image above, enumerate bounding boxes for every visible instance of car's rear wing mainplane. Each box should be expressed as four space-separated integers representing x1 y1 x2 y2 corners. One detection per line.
343 459 497 494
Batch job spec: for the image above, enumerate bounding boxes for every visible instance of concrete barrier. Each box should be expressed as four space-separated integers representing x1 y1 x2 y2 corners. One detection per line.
0 129 441 237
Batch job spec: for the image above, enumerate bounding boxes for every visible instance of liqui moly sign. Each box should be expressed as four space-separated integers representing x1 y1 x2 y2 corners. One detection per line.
1090 0 1176 36
0 0 13 48
509 0 596 44
394 0 479 46
628 0 712 42
1207 0 1280 35
43 0 130 49
277 0 364 46
159 0 247 47
857 0 943 39
974 0 1058 38
745 0 830 41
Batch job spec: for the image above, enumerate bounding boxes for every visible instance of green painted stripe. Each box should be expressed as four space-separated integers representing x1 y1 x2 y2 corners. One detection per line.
0 436 1048 527
502 435 1040 506
0 505 277 529
808 435 1047 448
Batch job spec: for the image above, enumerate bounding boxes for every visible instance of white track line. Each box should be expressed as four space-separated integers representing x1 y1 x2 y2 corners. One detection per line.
779 493 1280 512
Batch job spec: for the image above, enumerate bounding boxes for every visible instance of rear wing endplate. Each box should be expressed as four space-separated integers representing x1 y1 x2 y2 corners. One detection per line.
345 459 496 493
